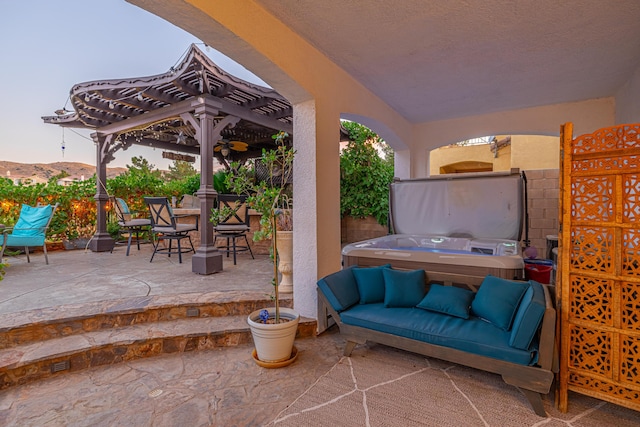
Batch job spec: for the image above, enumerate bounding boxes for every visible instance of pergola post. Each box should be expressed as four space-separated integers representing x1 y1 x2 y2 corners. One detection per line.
186 96 240 274
89 133 115 252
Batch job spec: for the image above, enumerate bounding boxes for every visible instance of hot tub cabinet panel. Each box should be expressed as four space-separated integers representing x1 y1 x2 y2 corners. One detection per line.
342 234 524 286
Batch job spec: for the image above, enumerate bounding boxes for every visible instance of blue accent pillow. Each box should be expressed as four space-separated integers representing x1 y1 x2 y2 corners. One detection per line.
471 275 530 331
316 266 359 312
416 284 475 319
383 268 426 308
509 280 547 350
13 204 53 237
353 264 391 304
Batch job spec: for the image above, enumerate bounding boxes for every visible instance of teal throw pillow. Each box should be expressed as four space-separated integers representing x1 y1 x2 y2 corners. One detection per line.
316 266 359 312
509 280 547 350
13 204 53 237
416 284 475 319
353 264 391 304
383 268 426 308
471 275 530 331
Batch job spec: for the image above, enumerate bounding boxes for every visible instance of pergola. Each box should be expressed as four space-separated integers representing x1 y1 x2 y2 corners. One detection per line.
43 44 293 274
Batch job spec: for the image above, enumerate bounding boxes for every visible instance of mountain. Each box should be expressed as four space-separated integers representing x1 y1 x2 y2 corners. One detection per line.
0 161 127 180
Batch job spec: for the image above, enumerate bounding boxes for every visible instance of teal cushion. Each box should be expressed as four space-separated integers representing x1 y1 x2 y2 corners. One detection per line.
471 275 529 331
116 198 131 214
12 204 53 237
509 280 547 350
353 264 391 304
340 304 538 365
383 268 426 308
416 284 475 319
317 267 359 312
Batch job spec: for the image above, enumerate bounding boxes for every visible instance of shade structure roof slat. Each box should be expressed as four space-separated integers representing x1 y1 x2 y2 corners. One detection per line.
42 43 294 163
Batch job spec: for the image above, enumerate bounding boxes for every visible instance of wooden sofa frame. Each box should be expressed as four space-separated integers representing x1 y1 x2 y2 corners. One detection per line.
317 269 558 417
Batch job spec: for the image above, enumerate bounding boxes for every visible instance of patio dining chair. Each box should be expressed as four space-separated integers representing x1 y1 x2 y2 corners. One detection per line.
0 203 58 264
144 197 197 263
213 194 254 265
110 197 151 256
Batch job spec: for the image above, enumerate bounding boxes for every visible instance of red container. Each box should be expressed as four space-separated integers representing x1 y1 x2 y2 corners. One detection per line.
524 260 553 284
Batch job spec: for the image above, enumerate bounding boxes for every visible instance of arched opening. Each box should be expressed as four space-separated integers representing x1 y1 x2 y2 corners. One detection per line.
439 160 493 174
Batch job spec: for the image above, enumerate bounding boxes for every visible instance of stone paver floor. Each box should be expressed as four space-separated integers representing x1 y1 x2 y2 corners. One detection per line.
0 328 345 427
0 246 325 426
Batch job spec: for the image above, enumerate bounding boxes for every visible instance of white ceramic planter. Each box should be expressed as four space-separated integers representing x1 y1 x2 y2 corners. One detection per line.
247 307 299 363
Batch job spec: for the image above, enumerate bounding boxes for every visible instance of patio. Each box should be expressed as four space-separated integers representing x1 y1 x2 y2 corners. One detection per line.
1 246 639 426
0 244 276 315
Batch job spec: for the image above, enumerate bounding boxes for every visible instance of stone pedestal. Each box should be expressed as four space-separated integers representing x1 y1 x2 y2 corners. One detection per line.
192 248 223 275
88 232 115 252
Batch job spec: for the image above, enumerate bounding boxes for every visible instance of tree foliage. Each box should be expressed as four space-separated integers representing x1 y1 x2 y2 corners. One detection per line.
340 121 394 226
1 156 191 242
164 160 197 181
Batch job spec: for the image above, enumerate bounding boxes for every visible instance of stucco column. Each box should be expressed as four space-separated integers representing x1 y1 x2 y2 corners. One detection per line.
411 146 430 178
89 133 115 252
393 149 412 179
293 100 342 318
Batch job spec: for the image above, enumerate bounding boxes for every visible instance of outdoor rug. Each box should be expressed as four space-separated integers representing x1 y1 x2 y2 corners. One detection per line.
268 344 639 427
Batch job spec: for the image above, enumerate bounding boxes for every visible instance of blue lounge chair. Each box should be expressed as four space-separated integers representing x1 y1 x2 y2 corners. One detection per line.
0 203 58 264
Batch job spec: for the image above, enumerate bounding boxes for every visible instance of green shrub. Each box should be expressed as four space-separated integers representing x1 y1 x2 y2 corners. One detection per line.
340 121 394 226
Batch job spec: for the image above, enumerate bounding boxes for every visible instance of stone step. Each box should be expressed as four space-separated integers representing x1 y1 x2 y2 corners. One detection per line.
0 291 291 349
0 313 316 390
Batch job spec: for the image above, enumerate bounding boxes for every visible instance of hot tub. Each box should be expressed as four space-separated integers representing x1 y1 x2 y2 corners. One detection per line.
342 234 524 283
342 171 527 284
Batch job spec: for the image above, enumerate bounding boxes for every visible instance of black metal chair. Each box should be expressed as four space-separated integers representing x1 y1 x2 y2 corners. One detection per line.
110 197 151 256
213 194 254 265
144 197 197 263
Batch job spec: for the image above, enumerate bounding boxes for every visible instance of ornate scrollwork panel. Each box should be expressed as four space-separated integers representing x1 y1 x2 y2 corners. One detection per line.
621 282 640 331
572 124 640 155
620 334 640 386
570 226 614 273
569 324 612 377
571 176 614 221
622 229 640 278
623 174 640 223
572 154 640 174
569 275 613 326
569 372 640 405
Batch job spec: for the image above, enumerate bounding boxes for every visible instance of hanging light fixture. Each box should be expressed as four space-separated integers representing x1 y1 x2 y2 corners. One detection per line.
108 100 115 109
136 92 144 102
61 128 66 157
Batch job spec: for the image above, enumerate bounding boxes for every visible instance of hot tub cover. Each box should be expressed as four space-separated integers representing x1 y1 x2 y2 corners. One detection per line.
389 171 524 241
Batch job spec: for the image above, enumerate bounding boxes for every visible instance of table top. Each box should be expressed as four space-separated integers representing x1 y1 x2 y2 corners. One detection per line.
172 208 200 215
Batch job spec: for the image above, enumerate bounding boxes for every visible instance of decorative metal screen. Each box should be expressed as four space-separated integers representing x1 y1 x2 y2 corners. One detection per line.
558 123 640 413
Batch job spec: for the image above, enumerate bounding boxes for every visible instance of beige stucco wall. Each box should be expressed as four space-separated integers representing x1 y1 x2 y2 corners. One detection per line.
510 135 559 170
416 98 614 177
616 63 640 124
430 135 559 175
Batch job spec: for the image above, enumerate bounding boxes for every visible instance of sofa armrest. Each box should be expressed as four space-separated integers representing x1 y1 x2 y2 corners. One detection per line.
536 283 557 372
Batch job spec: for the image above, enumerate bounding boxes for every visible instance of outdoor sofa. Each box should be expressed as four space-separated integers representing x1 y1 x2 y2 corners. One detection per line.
317 265 557 417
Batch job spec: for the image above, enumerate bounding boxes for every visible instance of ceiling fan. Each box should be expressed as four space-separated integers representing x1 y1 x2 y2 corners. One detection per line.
214 140 248 157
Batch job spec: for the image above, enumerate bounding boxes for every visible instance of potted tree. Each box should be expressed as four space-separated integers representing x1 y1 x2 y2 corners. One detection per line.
216 131 298 366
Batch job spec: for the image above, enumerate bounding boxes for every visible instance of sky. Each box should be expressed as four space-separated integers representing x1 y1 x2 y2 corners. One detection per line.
0 0 267 171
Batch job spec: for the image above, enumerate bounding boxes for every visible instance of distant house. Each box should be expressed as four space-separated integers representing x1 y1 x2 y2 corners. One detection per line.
57 175 86 186
8 174 49 186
